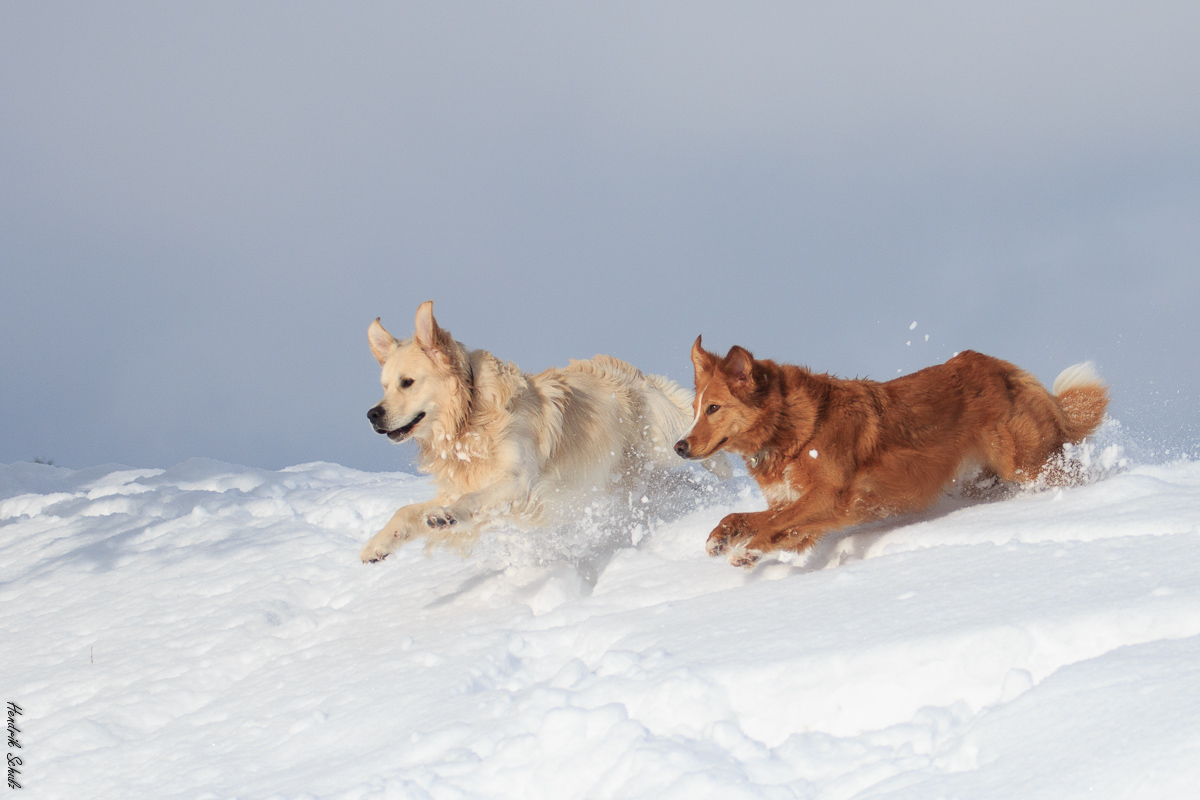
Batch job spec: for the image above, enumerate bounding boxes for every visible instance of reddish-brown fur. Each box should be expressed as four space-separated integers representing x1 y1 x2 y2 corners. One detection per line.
676 338 1109 568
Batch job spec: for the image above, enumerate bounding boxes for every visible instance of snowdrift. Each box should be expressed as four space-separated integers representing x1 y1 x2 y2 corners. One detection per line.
4 445 1200 799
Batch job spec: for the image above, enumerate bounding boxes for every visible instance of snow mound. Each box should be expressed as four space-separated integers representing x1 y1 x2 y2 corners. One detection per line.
4 452 1200 799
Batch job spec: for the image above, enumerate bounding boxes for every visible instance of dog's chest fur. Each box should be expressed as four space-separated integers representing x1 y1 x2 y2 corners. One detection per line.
418 351 519 493
750 456 807 507
739 365 832 509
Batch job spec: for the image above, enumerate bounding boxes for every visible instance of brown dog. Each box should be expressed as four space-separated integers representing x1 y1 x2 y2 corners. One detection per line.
674 339 1109 567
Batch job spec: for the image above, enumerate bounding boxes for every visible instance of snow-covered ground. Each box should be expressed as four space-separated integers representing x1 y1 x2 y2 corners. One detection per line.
4 435 1200 799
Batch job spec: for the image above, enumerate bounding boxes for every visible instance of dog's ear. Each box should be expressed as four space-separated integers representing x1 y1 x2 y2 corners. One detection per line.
724 345 755 387
690 335 716 377
413 300 453 371
413 300 439 349
368 318 396 365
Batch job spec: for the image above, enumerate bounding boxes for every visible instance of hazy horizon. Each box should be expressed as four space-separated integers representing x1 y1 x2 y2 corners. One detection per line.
3 2 1198 472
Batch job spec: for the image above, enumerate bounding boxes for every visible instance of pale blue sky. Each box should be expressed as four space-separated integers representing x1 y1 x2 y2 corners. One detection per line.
2 2 1198 471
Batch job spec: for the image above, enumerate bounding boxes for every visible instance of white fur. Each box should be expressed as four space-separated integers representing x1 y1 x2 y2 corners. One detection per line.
1052 362 1102 396
762 464 804 505
762 482 803 505
360 302 714 562
682 387 706 438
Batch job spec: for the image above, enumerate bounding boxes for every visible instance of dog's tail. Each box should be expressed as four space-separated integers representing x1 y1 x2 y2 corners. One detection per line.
1052 362 1109 443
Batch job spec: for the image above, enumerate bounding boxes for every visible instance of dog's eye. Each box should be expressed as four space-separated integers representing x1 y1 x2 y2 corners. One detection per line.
706 404 720 415
399 377 414 389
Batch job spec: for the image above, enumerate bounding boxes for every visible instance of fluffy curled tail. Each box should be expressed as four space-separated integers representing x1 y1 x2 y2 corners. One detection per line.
1053 362 1109 443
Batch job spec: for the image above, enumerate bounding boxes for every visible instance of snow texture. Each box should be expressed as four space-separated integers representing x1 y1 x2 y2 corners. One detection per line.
4 442 1200 799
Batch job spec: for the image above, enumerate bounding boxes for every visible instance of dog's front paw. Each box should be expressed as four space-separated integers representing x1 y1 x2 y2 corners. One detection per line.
728 546 764 569
706 513 755 556
360 526 408 563
425 506 458 529
360 536 394 564
706 529 732 556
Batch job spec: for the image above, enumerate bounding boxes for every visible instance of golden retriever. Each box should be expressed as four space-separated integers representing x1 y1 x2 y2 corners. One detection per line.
360 301 720 562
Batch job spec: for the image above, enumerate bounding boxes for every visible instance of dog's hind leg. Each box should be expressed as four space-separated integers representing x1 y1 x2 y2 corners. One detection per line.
983 414 1065 485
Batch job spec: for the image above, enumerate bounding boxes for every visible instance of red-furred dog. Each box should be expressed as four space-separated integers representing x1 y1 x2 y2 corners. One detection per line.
674 340 1109 567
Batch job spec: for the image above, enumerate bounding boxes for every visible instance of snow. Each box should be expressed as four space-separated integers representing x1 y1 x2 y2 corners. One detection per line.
4 446 1200 799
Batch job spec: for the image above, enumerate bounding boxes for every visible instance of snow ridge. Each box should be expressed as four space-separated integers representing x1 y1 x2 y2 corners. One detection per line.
3 453 1200 799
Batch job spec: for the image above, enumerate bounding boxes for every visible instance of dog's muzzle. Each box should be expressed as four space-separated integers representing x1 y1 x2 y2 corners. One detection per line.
367 406 427 442
674 437 726 460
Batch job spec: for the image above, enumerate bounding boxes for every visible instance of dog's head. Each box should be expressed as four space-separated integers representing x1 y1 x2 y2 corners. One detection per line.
674 336 768 460
366 301 471 445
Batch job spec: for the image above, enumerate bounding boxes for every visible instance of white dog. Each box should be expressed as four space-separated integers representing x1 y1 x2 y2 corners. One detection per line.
360 301 718 562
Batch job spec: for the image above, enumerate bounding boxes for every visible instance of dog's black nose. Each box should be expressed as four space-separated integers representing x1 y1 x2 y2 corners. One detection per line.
674 440 690 458
367 405 386 425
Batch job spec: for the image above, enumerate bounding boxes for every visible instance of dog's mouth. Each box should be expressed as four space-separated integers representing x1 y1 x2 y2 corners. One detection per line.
677 436 730 461
384 412 426 441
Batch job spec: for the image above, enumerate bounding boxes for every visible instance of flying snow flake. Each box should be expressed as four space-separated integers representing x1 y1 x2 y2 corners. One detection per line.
909 321 918 330
809 449 819 459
